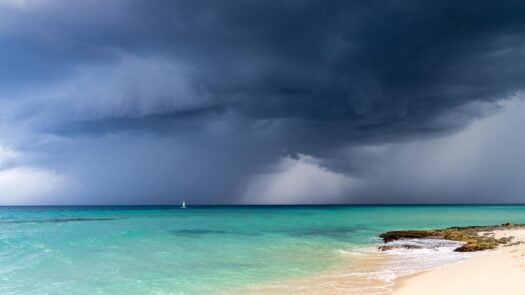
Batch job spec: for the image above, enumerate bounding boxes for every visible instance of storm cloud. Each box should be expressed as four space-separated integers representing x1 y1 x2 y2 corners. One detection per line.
1 0 525 204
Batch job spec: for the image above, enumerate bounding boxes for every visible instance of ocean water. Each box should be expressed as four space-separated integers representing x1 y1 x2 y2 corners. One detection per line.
1 205 525 294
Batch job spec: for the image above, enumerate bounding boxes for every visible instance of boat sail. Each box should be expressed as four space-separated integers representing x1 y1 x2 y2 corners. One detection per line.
181 201 187 208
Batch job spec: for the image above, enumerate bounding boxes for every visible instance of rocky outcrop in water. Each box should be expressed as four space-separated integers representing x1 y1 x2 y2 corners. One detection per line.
379 223 525 252
378 244 423 251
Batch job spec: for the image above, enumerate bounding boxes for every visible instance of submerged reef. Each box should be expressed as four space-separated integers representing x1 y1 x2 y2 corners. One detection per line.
379 223 525 252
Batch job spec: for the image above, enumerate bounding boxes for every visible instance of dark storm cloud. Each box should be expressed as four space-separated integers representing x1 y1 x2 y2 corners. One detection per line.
4 0 525 131
1 0 525 203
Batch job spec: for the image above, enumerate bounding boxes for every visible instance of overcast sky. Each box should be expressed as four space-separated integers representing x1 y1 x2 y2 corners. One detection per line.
1 0 525 204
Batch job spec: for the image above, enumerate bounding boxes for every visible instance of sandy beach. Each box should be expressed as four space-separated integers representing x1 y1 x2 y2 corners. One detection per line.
392 228 525 295
247 225 525 295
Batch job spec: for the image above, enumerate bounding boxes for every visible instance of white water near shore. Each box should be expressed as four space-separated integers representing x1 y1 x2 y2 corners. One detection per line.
244 239 478 294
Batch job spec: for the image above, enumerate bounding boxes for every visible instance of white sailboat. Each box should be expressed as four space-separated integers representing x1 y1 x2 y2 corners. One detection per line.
181 201 187 209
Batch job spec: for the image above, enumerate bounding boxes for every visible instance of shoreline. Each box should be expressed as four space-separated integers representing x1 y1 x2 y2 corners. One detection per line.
243 240 475 294
244 224 525 294
241 246 398 294
391 228 525 295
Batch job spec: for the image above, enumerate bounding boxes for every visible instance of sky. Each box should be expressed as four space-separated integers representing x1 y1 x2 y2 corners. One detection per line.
1 0 525 205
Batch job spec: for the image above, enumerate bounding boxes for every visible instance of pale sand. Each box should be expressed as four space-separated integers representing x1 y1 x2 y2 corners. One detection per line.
392 229 525 295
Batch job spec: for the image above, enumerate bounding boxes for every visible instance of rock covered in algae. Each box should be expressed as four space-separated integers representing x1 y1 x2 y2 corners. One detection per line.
379 223 525 252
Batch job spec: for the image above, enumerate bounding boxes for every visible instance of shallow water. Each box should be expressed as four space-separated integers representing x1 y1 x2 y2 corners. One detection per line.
0 205 524 294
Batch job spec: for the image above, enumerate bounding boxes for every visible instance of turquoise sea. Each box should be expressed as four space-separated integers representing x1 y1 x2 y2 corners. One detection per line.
1 205 525 294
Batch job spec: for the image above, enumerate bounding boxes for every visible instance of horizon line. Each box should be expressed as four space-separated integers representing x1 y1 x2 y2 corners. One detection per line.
1 203 525 207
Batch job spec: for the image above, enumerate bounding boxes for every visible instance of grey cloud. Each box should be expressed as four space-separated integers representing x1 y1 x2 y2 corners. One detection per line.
1 0 525 203
347 99 525 204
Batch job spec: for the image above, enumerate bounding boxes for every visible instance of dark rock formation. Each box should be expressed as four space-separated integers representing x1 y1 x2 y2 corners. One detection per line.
379 223 525 252
378 244 424 251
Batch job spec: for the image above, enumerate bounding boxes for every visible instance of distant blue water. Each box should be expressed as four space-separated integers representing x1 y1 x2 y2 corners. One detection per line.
1 205 525 294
